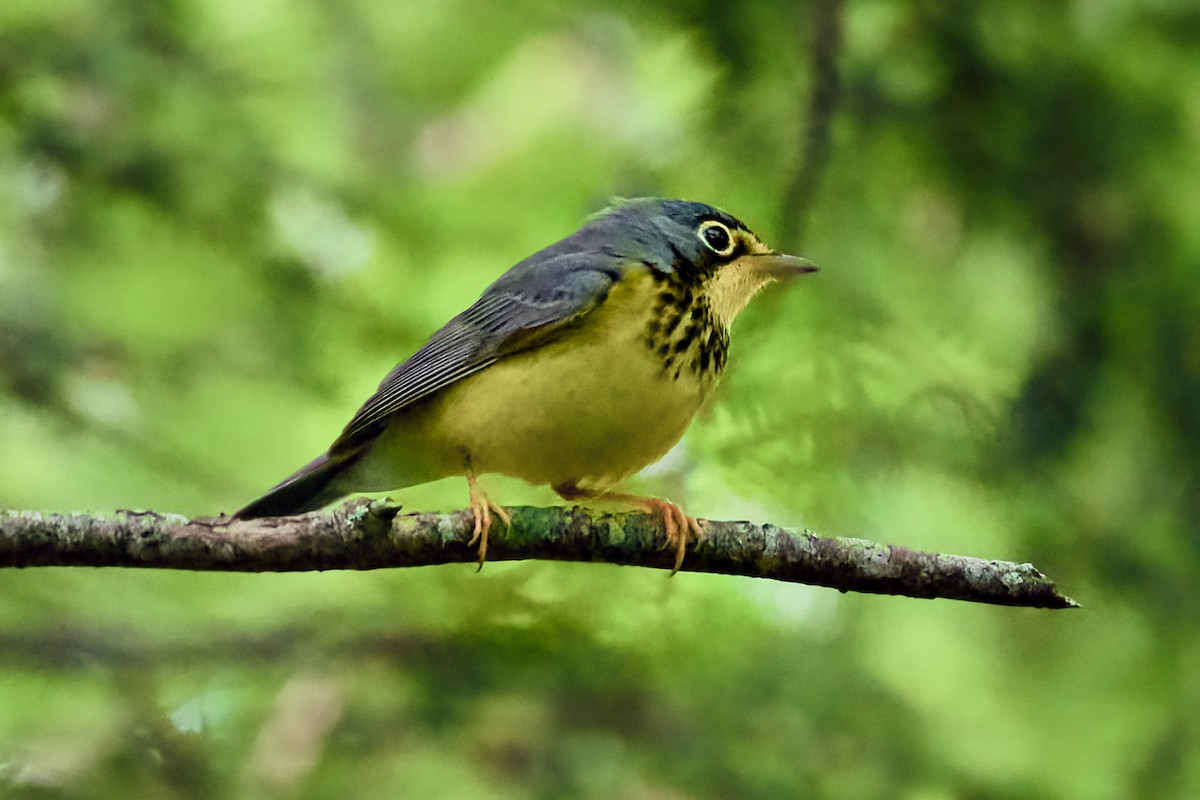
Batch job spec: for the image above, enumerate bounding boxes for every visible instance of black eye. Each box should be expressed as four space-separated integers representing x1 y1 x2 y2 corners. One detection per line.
698 220 735 256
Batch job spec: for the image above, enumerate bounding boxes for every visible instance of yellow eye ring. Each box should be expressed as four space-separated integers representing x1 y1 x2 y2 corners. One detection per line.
698 220 736 257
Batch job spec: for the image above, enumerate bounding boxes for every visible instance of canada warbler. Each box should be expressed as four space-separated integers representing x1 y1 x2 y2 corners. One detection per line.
234 198 817 568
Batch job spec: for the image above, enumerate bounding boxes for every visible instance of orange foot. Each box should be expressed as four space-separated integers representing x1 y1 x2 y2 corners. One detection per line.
554 483 704 574
467 471 510 568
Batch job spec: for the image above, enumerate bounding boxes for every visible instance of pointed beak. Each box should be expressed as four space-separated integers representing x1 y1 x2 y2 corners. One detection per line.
751 252 819 279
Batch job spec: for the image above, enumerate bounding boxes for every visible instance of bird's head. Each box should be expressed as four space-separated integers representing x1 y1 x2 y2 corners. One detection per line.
581 198 818 328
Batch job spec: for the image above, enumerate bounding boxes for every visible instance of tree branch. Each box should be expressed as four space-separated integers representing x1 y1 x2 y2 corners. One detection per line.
0 501 1076 609
779 0 843 250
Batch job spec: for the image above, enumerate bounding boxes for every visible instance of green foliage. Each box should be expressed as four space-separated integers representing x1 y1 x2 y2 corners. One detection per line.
2 0 1198 797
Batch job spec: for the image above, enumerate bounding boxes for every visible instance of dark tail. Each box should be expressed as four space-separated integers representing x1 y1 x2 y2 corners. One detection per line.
232 452 353 519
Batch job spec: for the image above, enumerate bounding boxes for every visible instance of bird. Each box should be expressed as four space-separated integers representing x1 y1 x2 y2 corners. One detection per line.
233 198 817 569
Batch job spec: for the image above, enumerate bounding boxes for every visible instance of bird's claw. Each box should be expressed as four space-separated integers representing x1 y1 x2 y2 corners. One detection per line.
467 474 510 569
646 498 704 574
584 492 704 573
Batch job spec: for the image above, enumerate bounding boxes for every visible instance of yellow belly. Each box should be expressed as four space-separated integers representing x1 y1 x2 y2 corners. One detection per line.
351 272 717 492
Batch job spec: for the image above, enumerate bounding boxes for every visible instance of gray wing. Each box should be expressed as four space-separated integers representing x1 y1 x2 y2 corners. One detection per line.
329 253 625 454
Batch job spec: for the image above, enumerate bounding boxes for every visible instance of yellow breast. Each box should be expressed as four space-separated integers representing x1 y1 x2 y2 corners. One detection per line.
360 268 720 492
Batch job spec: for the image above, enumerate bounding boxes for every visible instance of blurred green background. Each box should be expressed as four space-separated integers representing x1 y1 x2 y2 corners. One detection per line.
2 0 1198 797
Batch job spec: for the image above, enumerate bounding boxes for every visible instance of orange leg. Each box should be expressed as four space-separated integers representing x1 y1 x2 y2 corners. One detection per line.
554 483 703 573
466 470 510 567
